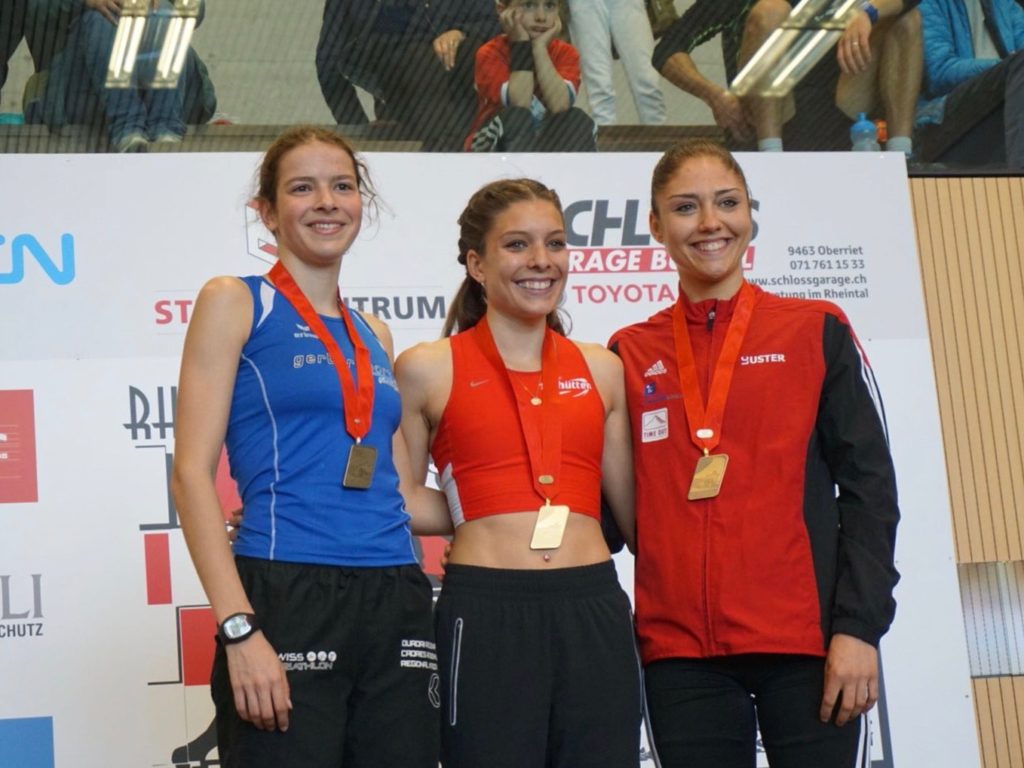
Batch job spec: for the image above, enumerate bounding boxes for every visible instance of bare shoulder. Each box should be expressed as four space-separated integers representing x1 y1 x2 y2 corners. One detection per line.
573 340 623 379
395 338 452 383
196 275 250 306
357 311 395 358
191 276 252 339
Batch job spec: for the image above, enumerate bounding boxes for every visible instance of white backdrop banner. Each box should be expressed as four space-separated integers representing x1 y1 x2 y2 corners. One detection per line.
0 151 977 768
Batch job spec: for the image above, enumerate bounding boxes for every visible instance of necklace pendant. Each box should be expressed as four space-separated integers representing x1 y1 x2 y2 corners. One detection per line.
530 396 542 406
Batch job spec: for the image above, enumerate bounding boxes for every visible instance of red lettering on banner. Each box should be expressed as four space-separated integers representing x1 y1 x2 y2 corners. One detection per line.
154 299 194 325
144 533 173 605
566 246 754 274
568 247 673 273
569 283 677 304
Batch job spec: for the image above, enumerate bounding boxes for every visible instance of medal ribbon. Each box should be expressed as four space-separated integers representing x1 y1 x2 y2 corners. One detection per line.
268 261 374 441
472 316 562 503
671 281 756 455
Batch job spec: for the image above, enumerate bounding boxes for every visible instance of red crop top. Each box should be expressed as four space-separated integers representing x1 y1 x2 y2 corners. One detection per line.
431 324 604 525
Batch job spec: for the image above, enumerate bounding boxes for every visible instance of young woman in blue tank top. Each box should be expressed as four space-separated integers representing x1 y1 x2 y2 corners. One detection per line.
395 178 641 768
172 126 449 768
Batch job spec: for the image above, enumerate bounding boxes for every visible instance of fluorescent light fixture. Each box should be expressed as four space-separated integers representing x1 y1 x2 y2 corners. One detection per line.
105 0 201 89
731 0 862 98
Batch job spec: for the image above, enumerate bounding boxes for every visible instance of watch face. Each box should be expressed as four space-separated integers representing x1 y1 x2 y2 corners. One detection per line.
223 614 253 640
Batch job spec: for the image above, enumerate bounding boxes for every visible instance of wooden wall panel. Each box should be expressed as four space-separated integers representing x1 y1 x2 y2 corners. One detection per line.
971 677 1024 768
910 177 1024 564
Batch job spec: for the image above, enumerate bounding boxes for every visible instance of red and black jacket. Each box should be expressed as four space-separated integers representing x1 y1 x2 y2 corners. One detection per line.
609 284 899 663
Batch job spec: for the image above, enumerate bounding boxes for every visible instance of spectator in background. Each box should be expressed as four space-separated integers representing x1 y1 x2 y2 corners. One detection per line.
566 0 666 125
915 0 1024 170
0 0 70 99
315 0 499 150
742 0 922 155
653 0 758 146
654 0 921 154
27 0 216 151
466 0 596 152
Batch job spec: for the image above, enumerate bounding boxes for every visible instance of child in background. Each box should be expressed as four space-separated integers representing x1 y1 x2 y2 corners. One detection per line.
466 0 596 152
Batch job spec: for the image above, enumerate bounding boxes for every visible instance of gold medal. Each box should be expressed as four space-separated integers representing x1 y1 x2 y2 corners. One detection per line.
687 454 729 500
529 502 570 550
342 443 378 489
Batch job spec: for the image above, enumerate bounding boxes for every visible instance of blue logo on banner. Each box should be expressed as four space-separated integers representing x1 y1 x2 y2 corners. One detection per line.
0 234 76 286
0 717 55 768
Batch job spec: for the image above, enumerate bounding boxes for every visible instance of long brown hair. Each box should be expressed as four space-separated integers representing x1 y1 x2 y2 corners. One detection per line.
443 178 569 337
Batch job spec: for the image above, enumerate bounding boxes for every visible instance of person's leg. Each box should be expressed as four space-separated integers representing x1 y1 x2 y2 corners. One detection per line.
536 107 597 151
0 0 27 93
23 0 71 73
834 9 921 153
467 107 534 152
1002 50 1024 170
754 655 861 768
212 558 352 768
315 0 369 124
548 562 642 768
644 657 758 768
375 33 475 150
609 0 666 125
915 55 1014 165
877 8 921 153
144 68 187 141
76 9 147 148
344 565 440 768
739 0 796 149
435 565 552 768
568 0 616 125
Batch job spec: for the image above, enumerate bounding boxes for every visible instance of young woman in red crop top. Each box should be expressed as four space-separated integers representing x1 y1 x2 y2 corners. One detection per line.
395 178 641 768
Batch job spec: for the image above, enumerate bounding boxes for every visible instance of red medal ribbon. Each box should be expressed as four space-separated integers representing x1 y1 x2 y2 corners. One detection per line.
268 261 374 441
671 281 756 455
472 316 562 502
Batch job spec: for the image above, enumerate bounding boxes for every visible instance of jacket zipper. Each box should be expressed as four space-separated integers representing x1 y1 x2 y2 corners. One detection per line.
702 303 717 651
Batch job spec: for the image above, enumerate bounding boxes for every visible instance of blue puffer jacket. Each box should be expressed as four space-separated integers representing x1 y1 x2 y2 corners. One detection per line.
917 0 1024 125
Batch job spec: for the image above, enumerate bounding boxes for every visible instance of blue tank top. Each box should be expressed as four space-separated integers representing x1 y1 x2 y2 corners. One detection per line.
227 275 416 566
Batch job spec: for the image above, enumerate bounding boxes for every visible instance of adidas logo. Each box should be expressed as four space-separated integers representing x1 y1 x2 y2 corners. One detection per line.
644 360 668 377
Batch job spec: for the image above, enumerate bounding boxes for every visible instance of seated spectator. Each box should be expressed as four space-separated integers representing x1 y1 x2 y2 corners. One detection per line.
466 0 595 152
915 0 1024 170
654 0 921 154
742 0 922 154
26 0 215 152
566 0 666 125
0 0 70 98
315 0 499 150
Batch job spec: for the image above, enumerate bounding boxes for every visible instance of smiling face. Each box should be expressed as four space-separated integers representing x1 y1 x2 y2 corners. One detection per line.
258 139 363 267
650 154 752 301
466 198 567 325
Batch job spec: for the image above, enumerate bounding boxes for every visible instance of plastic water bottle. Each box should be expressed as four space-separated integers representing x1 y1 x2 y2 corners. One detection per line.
850 112 880 151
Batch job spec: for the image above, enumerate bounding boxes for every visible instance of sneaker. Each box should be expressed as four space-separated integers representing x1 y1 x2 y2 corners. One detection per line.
113 131 149 153
152 132 184 145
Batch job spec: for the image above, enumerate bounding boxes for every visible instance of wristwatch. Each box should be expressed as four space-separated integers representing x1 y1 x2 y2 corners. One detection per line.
862 1 879 24
218 612 260 644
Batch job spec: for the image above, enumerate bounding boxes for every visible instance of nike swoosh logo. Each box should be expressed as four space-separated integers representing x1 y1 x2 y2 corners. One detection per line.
469 379 489 388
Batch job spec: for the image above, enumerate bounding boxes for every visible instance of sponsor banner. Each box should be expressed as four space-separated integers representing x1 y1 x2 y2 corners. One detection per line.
0 153 974 767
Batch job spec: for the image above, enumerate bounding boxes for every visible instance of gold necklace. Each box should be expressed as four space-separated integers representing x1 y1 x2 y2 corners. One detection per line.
510 370 543 406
